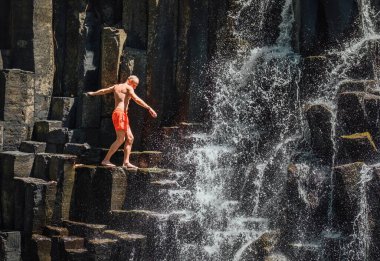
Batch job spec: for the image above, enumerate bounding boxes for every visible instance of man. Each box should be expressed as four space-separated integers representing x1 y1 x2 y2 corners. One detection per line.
87 75 157 168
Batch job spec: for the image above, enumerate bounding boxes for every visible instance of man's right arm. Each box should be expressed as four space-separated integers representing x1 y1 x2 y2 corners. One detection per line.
87 86 114 96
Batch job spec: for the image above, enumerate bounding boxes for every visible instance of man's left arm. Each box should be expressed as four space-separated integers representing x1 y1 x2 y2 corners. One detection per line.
129 88 157 118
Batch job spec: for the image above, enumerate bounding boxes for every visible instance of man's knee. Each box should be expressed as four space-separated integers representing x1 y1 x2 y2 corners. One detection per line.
116 136 125 144
126 135 134 144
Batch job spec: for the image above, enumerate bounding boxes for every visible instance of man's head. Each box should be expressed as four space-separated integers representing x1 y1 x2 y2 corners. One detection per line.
127 75 139 89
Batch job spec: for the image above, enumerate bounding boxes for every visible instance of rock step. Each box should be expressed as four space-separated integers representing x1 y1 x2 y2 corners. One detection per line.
63 220 107 240
32 120 62 142
19 140 47 154
286 242 321 261
102 230 147 260
71 166 176 223
109 209 180 260
124 170 188 211
64 144 163 167
144 188 194 212
32 152 77 181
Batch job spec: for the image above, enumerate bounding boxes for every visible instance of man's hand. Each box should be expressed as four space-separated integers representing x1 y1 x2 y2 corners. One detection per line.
148 107 157 118
87 92 95 96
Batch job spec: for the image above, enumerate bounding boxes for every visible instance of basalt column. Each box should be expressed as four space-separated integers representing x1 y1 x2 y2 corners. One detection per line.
121 0 149 150
177 0 209 123
0 69 34 150
144 0 179 149
10 0 54 120
62 0 101 97
99 27 126 147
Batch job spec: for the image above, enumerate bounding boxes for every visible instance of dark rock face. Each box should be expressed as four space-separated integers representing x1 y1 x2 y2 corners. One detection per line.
283 163 329 246
305 104 333 164
0 69 34 150
0 231 21 261
293 0 359 55
10 0 55 120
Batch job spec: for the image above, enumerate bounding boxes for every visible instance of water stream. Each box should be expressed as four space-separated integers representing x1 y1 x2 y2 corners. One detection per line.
176 0 380 260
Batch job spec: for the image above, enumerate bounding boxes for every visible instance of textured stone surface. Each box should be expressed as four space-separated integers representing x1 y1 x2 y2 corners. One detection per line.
87 238 118 260
100 27 126 118
32 120 62 142
122 0 148 49
71 165 97 222
294 0 358 55
0 151 35 228
10 0 54 120
43 225 69 237
62 1 101 97
92 167 127 223
22 178 57 235
124 168 174 209
0 121 3 151
177 0 209 123
0 69 34 124
63 220 107 239
305 104 333 163
31 234 51 261
76 94 101 129
110 210 171 259
0 69 34 150
103 230 147 260
65 248 90 261
51 236 85 261
19 141 46 154
338 132 380 164
50 97 77 128
144 0 179 147
0 231 21 261
337 91 380 147
283 163 329 246
49 154 76 223
333 162 365 234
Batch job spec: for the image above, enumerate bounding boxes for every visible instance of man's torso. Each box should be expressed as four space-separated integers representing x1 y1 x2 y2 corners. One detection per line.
114 83 131 113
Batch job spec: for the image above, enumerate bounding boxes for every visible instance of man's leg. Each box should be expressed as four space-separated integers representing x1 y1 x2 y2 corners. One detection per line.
123 126 136 168
101 130 125 166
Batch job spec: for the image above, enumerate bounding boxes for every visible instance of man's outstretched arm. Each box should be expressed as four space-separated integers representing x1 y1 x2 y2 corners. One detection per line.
128 88 157 118
86 86 114 96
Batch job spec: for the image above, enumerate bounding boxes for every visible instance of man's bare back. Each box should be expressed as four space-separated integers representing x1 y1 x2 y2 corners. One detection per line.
113 83 132 113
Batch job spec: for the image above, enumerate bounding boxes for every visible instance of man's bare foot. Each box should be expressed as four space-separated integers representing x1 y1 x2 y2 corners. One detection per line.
123 162 138 169
101 161 116 167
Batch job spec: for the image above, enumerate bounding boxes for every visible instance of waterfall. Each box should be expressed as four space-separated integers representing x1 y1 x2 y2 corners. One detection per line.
174 0 380 260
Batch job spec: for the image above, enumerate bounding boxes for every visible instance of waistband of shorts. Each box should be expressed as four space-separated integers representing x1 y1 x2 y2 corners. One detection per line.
113 108 127 114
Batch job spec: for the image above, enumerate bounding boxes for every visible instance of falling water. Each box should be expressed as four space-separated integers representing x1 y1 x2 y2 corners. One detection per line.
175 0 380 260
341 165 372 261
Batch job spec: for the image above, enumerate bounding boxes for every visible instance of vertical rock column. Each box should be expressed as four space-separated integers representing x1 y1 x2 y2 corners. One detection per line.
0 69 34 150
177 0 209 123
10 0 54 120
144 0 179 148
63 0 101 97
99 27 126 147
0 151 35 229
0 0 11 49
121 0 149 150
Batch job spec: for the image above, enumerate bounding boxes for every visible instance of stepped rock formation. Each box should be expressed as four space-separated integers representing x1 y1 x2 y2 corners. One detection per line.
1 0 380 260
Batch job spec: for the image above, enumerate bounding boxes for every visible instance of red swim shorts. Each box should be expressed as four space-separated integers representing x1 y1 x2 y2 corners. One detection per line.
112 108 129 131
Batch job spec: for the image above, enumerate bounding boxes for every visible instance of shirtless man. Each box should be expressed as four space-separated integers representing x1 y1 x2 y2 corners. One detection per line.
87 75 157 168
